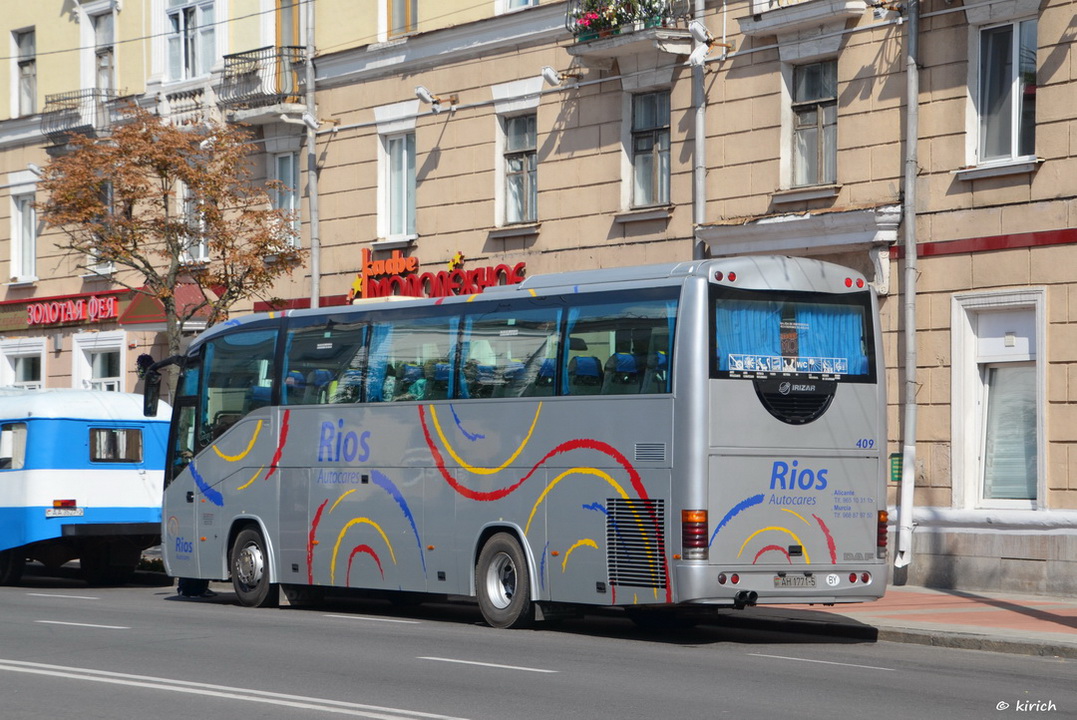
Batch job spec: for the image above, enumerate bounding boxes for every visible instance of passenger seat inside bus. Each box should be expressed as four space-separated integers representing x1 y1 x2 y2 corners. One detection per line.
567 355 603 394
602 353 643 394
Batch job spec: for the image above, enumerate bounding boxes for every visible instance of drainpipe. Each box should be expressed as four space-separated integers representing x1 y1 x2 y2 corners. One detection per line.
895 0 919 573
691 0 708 260
306 0 322 308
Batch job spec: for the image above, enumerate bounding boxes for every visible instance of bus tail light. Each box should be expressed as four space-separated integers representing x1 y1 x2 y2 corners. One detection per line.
53 499 77 508
877 510 889 555
681 509 709 560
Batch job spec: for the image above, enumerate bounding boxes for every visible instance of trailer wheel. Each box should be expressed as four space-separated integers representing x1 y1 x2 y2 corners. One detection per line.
230 527 278 608
0 549 24 585
475 533 533 629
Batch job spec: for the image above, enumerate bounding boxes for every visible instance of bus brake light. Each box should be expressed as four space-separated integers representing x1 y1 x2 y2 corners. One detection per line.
53 499 77 508
681 509 709 560
877 510 889 550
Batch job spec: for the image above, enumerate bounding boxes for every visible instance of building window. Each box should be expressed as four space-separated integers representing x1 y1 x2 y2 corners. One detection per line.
181 183 209 263
792 60 837 187
167 0 216 81
952 292 1044 510
93 12 115 93
388 0 417 36
631 91 670 208
272 152 301 237
978 19 1037 163
14 29 35 116
11 193 36 283
74 331 125 392
498 0 538 12
385 132 416 239
0 338 46 391
504 114 537 224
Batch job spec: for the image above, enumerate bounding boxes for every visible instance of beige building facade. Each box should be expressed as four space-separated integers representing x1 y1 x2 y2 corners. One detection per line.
1 0 1074 595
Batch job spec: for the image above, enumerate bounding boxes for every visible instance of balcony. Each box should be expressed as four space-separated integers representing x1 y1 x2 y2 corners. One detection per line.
41 89 118 144
565 0 693 68
218 46 307 124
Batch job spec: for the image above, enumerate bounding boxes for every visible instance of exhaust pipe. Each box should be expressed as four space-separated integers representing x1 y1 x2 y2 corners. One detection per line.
733 590 758 609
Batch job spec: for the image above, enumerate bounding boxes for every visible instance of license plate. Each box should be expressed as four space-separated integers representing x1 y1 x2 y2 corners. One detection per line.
773 575 816 588
46 507 84 518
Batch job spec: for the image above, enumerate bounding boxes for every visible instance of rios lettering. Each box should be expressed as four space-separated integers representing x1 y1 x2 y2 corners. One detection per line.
318 420 372 463
770 460 828 491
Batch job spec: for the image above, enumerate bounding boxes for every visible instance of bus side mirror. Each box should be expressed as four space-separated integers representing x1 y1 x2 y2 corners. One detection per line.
144 371 161 417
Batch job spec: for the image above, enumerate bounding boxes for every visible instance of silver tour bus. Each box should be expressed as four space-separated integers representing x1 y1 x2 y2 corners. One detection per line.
145 256 888 627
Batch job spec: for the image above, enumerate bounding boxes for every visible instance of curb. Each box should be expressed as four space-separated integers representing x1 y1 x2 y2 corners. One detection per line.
874 627 1077 660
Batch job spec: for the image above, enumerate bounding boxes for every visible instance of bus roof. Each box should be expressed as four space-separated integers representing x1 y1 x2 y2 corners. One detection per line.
193 255 870 345
0 389 170 423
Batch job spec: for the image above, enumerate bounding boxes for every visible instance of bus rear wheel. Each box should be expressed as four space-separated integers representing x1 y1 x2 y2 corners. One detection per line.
0 549 24 585
230 527 278 608
475 533 533 629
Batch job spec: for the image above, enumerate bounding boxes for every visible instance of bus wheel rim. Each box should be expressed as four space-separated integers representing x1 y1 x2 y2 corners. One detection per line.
236 542 265 588
485 552 516 609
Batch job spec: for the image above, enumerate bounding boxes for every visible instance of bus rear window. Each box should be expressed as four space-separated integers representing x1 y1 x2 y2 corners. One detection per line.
712 290 874 381
90 428 143 463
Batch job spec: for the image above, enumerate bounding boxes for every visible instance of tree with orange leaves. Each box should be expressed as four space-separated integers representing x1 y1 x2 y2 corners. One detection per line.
38 105 306 358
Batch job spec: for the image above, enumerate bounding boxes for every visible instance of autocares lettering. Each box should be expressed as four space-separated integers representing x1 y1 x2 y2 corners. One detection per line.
318 420 372 463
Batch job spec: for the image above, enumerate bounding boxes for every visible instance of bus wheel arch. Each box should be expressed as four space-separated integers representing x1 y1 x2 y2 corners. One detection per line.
228 522 279 608
474 529 535 629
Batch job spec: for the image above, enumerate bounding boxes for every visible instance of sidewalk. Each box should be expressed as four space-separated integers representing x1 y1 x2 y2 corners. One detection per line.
731 585 1077 658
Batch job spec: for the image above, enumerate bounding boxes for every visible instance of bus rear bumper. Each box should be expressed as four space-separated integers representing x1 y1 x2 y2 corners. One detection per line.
673 562 886 606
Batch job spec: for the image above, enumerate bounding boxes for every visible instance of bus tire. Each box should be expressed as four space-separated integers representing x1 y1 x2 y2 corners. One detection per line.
0 549 24 585
230 527 279 608
475 533 533 629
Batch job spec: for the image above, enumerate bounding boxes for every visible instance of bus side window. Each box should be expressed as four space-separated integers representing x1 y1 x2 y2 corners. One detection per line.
0 422 27 470
284 318 367 405
461 304 561 400
563 292 677 396
381 316 458 402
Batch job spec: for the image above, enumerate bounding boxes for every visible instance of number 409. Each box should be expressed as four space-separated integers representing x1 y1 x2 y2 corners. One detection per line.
856 438 875 449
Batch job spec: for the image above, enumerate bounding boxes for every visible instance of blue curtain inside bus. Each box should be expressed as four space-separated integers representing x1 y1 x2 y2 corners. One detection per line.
715 300 867 375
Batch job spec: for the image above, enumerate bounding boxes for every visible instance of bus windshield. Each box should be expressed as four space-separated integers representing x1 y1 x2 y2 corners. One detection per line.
711 287 875 382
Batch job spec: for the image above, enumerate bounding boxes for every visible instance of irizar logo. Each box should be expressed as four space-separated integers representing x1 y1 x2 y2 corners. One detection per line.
778 382 816 395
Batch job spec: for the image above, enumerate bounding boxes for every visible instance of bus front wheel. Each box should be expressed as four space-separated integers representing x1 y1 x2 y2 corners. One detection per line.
230 528 279 608
475 533 533 629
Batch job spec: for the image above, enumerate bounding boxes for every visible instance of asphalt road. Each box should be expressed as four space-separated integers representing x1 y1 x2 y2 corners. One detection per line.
1 569 1072 720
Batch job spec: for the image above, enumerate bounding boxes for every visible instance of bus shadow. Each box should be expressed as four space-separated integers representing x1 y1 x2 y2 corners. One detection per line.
18 562 173 589
276 592 879 647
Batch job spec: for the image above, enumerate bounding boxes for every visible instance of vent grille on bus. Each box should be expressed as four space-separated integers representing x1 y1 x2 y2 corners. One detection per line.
606 498 667 590
634 443 667 463
753 379 837 425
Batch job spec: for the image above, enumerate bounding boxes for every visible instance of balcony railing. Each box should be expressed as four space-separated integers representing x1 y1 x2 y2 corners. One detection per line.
41 88 118 142
566 0 691 41
219 46 306 111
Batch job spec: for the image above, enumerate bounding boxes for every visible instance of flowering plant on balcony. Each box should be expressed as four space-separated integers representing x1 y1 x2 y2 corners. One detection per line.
572 0 634 33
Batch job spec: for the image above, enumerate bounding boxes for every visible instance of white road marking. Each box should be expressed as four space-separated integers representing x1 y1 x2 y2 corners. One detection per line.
418 656 558 674
0 658 471 720
35 620 130 630
26 593 100 600
324 614 422 624
749 653 896 672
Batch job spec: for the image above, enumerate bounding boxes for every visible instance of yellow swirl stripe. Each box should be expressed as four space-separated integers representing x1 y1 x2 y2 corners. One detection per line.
781 508 810 525
330 517 396 585
329 489 357 514
562 539 599 573
737 526 811 564
429 402 542 475
524 467 628 535
213 420 264 462
235 466 265 491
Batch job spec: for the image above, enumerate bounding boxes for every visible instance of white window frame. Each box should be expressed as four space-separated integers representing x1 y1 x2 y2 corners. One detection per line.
951 289 1046 511
962 0 1039 172
374 100 419 245
10 191 37 284
72 330 126 392
166 0 217 82
12 28 35 117
271 151 301 240
0 337 46 390
496 0 539 14
180 182 209 263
